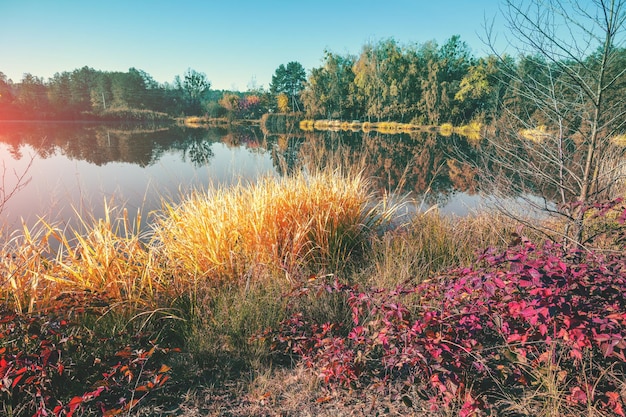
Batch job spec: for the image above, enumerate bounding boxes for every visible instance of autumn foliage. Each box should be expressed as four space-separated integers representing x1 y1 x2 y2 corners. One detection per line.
0 292 176 417
263 200 626 415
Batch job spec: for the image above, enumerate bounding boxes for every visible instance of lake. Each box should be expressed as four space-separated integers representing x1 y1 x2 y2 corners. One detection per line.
0 122 489 234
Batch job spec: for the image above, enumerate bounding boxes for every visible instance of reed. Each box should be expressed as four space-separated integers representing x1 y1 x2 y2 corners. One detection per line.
611 133 626 146
0 203 161 313
362 208 520 288
155 170 396 287
520 125 550 142
299 119 315 131
454 121 482 140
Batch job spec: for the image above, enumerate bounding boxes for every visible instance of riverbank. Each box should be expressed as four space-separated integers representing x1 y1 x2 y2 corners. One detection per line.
1 169 625 416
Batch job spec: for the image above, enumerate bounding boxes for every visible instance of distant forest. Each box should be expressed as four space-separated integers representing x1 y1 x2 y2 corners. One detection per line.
2 35 626 128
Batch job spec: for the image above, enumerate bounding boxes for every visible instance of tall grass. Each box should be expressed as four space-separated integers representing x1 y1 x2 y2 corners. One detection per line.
362 208 522 288
1 170 397 313
6 162 605 415
155 170 397 287
1 203 160 313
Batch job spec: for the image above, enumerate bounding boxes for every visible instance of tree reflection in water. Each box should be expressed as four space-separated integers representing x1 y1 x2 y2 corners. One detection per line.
0 122 528 233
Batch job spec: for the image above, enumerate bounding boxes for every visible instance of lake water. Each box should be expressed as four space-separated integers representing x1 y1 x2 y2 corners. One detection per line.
0 122 489 234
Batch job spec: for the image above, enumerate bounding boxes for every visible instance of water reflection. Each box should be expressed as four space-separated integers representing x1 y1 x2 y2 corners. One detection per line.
266 128 481 212
0 122 484 233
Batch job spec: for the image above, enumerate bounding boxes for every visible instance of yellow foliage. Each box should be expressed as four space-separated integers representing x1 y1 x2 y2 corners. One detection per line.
611 134 626 146
454 122 482 141
439 123 454 137
299 119 315 131
1 204 159 312
155 171 394 284
301 119 423 134
520 125 550 142
277 93 289 113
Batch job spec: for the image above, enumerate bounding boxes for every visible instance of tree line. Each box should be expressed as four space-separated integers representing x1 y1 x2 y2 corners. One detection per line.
2 33 624 131
301 36 626 129
0 67 276 121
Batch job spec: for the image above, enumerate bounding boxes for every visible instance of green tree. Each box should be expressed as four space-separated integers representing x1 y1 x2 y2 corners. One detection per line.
455 55 510 122
418 36 473 125
16 73 48 116
110 68 148 109
270 61 306 112
353 41 387 121
48 72 73 117
68 66 98 114
175 68 211 115
301 51 357 119
0 72 15 115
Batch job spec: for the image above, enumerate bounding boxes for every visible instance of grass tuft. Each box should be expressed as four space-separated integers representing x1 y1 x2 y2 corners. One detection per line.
155 171 396 287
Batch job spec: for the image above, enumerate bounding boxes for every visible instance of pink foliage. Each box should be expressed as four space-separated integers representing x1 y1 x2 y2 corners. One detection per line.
264 199 626 414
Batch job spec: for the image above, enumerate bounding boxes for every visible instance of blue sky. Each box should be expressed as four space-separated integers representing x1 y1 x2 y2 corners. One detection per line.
1 0 503 91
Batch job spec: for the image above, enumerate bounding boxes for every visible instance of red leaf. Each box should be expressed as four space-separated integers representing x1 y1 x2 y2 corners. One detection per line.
68 396 83 406
115 348 132 358
11 374 24 388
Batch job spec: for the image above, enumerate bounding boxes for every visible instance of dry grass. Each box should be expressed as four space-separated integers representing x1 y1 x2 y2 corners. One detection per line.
439 123 454 137
362 207 522 288
3 164 623 416
520 125 550 142
171 365 464 417
1 203 161 313
454 121 483 141
302 119 427 135
1 170 396 313
612 134 626 146
154 171 396 288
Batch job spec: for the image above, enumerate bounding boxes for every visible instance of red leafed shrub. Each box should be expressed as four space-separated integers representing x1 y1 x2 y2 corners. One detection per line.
0 292 176 417
264 201 626 415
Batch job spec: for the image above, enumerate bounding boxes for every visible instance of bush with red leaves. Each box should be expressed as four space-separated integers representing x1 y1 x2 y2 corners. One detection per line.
0 293 176 417
264 200 626 415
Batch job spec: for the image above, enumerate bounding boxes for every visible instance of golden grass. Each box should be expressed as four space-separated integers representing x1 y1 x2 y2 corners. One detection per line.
520 125 550 142
299 119 315 131
611 133 626 146
439 123 454 137
362 208 521 288
302 119 426 134
454 122 482 141
155 170 395 286
182 116 230 127
1 203 159 313
1 171 397 312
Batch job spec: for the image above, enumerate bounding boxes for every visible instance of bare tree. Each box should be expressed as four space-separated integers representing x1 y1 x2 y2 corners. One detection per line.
480 0 626 248
0 155 34 217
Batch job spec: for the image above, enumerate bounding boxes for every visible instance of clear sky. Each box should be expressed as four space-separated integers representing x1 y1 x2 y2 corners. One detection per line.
1 0 504 91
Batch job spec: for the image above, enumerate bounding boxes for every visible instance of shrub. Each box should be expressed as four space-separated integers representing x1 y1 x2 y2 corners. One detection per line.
0 292 176 417
264 201 626 416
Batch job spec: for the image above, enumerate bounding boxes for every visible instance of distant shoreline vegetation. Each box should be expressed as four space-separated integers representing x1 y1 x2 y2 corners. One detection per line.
299 119 483 140
3 33 624 133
